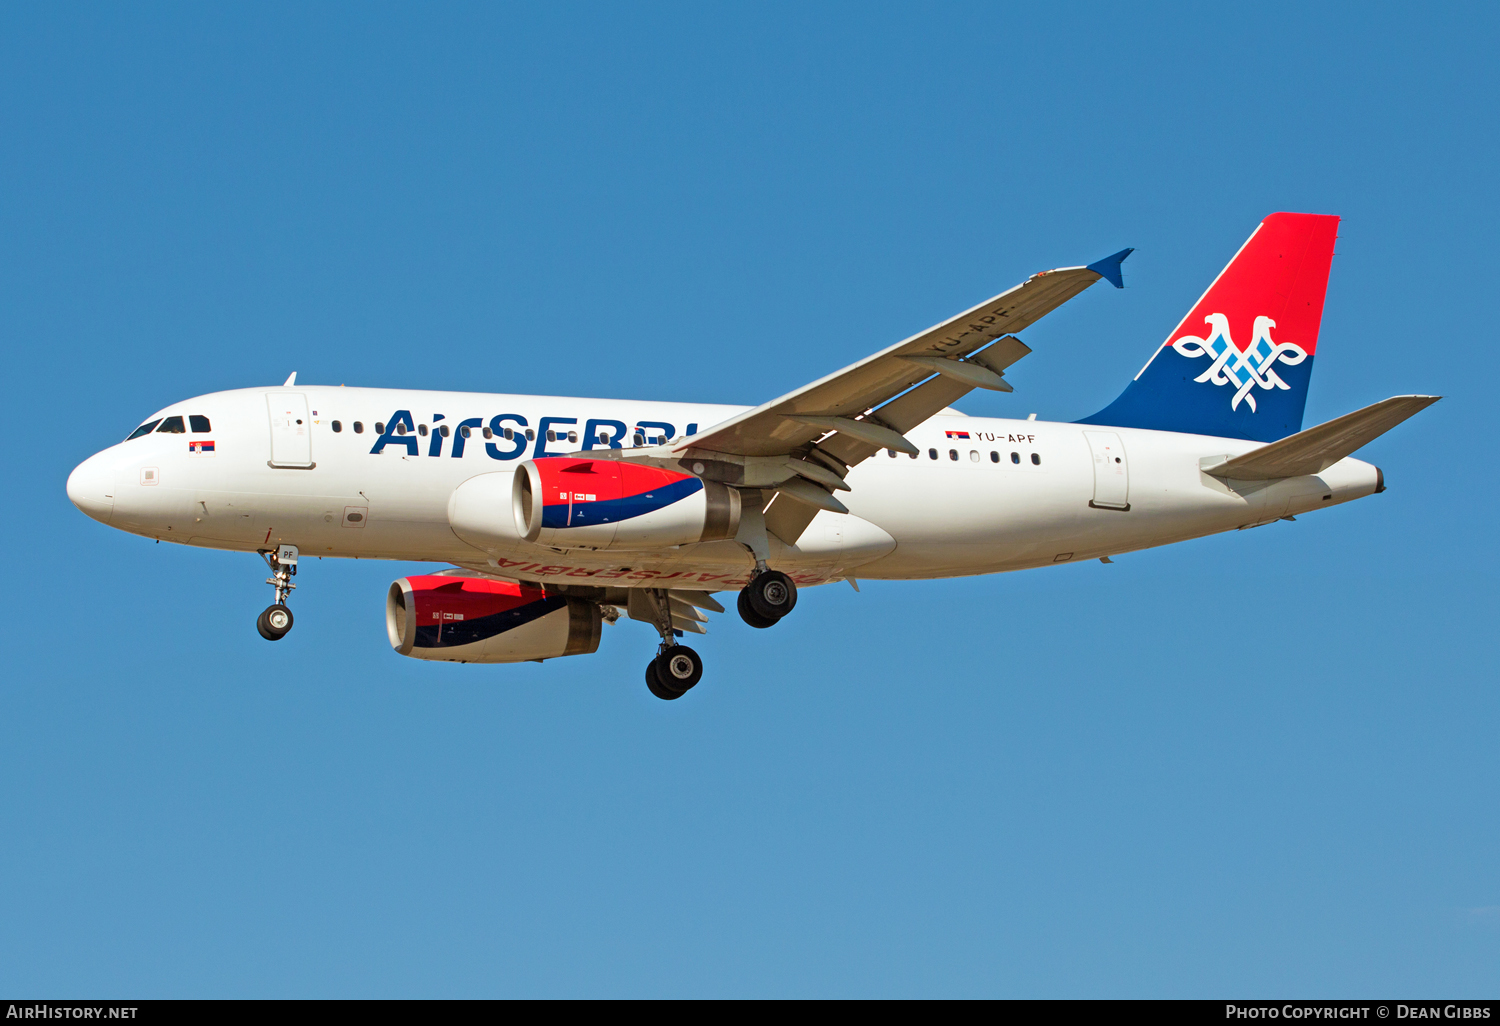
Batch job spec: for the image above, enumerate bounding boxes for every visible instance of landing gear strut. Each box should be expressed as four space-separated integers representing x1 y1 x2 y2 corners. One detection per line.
256 544 298 641
638 588 704 701
737 568 797 629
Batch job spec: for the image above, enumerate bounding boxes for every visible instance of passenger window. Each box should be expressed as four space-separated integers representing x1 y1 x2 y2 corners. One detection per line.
418 424 428 437
331 420 342 432
969 450 979 462
525 428 535 441
126 419 162 440
502 427 513 441
887 449 897 458
948 449 958 461
353 421 364 434
1011 452 1020 464
395 423 406 435
1032 453 1041 465
459 426 470 438
908 450 918 459
483 427 493 439
440 424 450 437
375 422 385 434
156 416 186 434
189 415 211 433
568 431 578 443
928 448 938 460
633 433 645 446
546 430 556 442
990 451 999 463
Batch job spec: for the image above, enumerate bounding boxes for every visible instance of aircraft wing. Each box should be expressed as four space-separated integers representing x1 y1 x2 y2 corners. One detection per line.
679 250 1132 466
669 250 1131 542
1205 395 1441 481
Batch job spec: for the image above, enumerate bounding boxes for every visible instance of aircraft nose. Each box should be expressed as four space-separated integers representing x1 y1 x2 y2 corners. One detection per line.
67 452 116 524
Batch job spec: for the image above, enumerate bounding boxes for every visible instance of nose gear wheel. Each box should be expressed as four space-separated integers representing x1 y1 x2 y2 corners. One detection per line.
257 604 294 641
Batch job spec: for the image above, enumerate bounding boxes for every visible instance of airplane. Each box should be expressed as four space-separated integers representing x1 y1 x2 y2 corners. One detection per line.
66 212 1438 700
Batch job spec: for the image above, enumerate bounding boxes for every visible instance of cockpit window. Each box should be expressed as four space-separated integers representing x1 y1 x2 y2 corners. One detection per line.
126 419 162 440
156 416 186 434
189 415 211 433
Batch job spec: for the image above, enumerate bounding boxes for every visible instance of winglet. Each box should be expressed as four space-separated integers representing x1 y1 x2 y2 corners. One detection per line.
283 372 297 386
1086 248 1133 289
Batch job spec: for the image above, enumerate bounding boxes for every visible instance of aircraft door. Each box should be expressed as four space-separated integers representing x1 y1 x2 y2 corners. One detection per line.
1084 430 1130 510
267 392 314 468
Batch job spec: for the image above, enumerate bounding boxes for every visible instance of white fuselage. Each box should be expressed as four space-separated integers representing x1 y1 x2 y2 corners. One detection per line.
66 385 1382 589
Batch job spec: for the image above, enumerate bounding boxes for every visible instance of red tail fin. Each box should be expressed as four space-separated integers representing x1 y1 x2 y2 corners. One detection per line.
1079 213 1340 442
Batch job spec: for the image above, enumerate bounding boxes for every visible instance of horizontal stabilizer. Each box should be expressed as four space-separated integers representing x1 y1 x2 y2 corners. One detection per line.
1205 395 1440 480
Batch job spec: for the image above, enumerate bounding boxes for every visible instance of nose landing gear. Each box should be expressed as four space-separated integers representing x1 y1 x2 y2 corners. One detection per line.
256 544 298 641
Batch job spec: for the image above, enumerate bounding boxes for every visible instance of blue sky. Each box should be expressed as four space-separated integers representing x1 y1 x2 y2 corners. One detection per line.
3 2 1497 997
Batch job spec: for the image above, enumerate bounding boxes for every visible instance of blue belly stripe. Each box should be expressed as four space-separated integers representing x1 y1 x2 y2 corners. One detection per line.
541 475 702 530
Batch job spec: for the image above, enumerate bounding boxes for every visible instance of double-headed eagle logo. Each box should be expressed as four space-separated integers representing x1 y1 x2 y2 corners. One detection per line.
1171 313 1308 413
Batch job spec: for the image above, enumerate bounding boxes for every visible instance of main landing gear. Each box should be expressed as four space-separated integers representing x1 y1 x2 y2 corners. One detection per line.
634 569 797 700
256 544 298 641
737 568 797 629
637 587 705 701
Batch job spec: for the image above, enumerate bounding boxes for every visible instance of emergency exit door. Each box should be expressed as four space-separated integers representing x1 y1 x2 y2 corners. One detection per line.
266 392 314 468
1083 430 1129 510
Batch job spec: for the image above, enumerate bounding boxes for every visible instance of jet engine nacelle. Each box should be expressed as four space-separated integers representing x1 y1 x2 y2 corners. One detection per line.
512 457 740 550
448 471 525 552
386 574 601 663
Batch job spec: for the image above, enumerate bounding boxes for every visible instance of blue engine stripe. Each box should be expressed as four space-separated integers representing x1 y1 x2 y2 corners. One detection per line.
415 595 568 648
541 475 702 530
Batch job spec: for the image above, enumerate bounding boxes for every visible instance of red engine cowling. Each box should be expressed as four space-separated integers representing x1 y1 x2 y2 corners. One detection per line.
513 457 740 550
386 574 601 663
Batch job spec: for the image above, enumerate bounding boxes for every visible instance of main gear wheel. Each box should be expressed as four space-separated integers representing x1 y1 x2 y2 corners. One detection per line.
739 569 797 626
645 645 703 699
